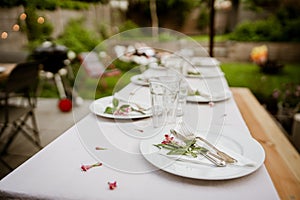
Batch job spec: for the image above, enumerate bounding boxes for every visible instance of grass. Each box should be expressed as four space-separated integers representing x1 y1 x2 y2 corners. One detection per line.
220 62 300 107
190 34 230 42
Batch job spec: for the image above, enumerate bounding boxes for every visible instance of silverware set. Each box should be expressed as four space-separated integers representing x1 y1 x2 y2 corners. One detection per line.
170 120 238 167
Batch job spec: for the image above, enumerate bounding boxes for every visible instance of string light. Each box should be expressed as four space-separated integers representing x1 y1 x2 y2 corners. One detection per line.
1 32 8 39
1 13 47 39
37 16 45 24
20 13 27 20
12 24 20 31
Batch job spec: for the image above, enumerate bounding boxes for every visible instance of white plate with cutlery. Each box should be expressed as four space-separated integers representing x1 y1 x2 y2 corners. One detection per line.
90 96 152 119
186 89 232 102
140 127 265 180
183 65 224 78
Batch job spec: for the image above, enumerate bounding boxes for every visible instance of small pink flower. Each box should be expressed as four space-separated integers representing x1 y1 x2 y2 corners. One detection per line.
135 129 144 133
81 165 91 171
108 181 117 190
208 101 215 107
162 134 174 144
125 107 132 113
81 162 102 172
272 89 280 99
114 109 128 116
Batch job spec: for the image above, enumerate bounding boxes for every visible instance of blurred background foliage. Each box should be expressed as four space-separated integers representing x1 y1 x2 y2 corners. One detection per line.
56 18 102 54
1 0 299 46
229 5 300 41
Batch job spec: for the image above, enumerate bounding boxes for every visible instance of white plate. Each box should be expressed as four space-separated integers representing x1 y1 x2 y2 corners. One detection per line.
183 64 224 78
186 90 232 102
130 75 150 86
140 127 265 180
0 66 6 73
190 57 220 67
90 96 152 119
149 64 168 70
185 71 224 78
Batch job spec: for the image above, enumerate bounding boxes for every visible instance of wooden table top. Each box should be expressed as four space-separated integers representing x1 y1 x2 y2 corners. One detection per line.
231 87 300 200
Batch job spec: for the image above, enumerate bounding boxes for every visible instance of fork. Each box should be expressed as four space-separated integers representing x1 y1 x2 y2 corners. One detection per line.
177 121 237 164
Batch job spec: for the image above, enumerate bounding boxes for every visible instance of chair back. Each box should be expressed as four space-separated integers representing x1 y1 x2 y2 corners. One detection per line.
0 62 42 154
5 62 40 95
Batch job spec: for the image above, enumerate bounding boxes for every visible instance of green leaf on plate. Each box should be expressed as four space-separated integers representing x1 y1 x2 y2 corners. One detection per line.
119 104 131 111
167 148 187 155
112 98 119 107
104 107 115 114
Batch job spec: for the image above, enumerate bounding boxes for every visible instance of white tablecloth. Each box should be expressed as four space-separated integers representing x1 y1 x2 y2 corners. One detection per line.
0 68 280 200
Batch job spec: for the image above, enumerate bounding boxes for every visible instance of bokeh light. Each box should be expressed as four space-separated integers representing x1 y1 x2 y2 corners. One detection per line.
19 13 27 20
37 17 45 24
1 32 8 39
12 24 20 31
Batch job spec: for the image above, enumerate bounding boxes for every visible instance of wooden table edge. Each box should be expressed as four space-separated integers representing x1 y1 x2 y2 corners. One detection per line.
231 87 300 200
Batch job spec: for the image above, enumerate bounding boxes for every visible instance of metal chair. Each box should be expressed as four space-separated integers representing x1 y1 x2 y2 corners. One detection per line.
0 61 42 158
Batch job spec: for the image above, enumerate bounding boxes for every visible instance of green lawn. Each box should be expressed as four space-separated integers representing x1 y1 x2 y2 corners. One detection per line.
220 62 300 108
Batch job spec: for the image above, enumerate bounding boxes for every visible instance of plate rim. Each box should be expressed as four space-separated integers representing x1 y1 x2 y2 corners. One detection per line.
184 72 224 78
139 129 265 180
130 74 150 86
90 96 152 119
186 90 232 103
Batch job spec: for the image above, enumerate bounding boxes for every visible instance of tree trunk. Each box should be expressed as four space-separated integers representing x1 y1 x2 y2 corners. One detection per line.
149 0 158 38
209 0 215 57
228 0 240 32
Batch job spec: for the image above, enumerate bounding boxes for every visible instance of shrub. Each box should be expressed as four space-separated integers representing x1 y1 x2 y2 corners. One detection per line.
19 7 53 50
118 20 139 33
197 4 209 30
229 17 283 41
56 18 102 53
230 4 300 42
282 18 300 42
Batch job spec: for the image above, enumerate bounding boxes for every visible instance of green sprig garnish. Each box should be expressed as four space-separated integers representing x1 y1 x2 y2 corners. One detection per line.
187 71 201 76
154 134 208 158
188 89 201 96
104 98 146 115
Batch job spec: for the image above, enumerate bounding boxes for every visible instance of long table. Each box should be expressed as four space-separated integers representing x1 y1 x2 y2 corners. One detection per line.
0 66 280 199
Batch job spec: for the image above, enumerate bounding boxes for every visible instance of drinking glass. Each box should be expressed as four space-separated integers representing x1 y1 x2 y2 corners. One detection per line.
177 79 188 116
149 76 179 128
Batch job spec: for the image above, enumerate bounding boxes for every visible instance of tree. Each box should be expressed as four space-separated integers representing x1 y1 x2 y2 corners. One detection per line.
126 0 198 30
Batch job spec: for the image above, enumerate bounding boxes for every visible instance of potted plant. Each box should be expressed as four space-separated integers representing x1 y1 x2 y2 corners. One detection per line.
272 83 300 134
250 45 284 74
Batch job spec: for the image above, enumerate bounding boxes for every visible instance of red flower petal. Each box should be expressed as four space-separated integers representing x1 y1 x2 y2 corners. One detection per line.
81 165 90 171
108 181 117 190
